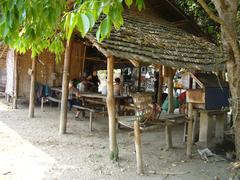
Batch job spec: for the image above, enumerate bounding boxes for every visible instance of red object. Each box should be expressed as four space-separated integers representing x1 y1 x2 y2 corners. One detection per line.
179 91 186 104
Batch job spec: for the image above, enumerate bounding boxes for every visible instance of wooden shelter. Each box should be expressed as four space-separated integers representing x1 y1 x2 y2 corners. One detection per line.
0 0 229 168
2 41 85 99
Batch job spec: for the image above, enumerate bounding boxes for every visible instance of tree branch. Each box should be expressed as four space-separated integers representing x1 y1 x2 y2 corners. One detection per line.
197 0 240 64
197 0 224 24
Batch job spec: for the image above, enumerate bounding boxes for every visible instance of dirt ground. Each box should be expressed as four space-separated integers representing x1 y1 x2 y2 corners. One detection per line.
0 98 234 180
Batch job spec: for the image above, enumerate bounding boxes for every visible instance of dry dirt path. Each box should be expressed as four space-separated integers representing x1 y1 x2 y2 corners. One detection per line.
0 99 231 180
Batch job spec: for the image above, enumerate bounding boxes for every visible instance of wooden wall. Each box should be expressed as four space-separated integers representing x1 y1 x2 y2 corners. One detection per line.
18 40 85 98
0 45 8 70
70 40 86 79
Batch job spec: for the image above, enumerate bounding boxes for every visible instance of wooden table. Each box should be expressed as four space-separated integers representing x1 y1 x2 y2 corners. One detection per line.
50 87 132 112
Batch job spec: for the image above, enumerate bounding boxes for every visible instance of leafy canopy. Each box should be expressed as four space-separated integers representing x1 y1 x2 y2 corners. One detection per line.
0 0 145 58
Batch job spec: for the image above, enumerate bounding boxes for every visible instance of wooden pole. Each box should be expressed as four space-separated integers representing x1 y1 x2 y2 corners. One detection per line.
81 45 86 77
134 120 144 174
187 102 193 158
28 56 36 118
12 53 18 109
107 56 118 161
165 121 173 149
167 73 174 113
59 40 72 134
137 65 141 91
157 66 163 105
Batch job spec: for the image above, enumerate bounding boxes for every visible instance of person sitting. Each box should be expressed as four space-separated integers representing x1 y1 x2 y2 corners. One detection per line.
114 77 122 96
68 80 78 111
77 77 87 92
87 69 100 92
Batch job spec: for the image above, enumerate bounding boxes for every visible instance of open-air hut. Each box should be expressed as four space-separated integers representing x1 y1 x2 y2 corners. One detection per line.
81 3 228 165
1 0 227 168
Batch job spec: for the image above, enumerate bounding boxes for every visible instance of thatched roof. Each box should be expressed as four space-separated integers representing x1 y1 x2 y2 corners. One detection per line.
86 12 227 72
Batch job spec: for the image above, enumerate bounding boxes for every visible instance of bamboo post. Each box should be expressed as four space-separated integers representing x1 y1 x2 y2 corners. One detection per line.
167 73 174 113
81 45 86 77
134 120 144 175
13 53 18 109
165 121 173 149
107 56 118 161
59 40 72 134
137 65 141 91
157 66 163 105
89 111 93 131
187 102 193 158
28 56 36 118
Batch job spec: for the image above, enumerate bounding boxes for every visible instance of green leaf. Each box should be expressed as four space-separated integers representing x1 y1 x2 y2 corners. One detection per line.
103 3 110 14
76 13 90 37
135 0 145 11
125 0 133 8
86 13 95 29
97 16 112 42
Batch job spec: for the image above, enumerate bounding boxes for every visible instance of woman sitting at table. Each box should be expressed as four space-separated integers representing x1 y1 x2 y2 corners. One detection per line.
87 69 100 92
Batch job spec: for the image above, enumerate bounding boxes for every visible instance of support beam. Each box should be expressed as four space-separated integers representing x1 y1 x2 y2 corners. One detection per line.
59 40 72 134
28 56 36 118
134 120 144 174
167 73 174 113
107 56 118 161
157 66 163 105
13 52 18 109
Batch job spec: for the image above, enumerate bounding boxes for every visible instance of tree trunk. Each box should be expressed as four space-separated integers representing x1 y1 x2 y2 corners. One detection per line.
13 52 18 109
59 40 72 134
168 74 174 113
210 0 240 159
107 56 118 161
28 56 36 118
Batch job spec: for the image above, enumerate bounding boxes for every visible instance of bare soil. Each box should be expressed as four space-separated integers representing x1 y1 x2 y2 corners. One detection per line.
0 98 232 180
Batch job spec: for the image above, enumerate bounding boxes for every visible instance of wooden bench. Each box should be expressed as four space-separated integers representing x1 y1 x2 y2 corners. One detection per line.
72 104 107 131
41 96 61 111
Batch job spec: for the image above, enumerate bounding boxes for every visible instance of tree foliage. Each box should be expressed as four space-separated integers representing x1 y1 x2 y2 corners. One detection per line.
174 0 240 44
0 0 145 58
174 0 220 42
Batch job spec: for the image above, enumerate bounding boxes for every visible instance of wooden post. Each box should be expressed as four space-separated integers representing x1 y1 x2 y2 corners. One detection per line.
81 45 86 77
89 111 93 131
28 56 36 118
59 40 72 134
137 65 141 91
107 56 118 161
167 73 174 113
157 66 163 105
134 120 144 175
187 102 193 158
165 121 173 149
13 53 18 109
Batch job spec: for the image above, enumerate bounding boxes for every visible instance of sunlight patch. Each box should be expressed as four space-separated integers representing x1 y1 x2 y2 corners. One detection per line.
0 121 56 179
